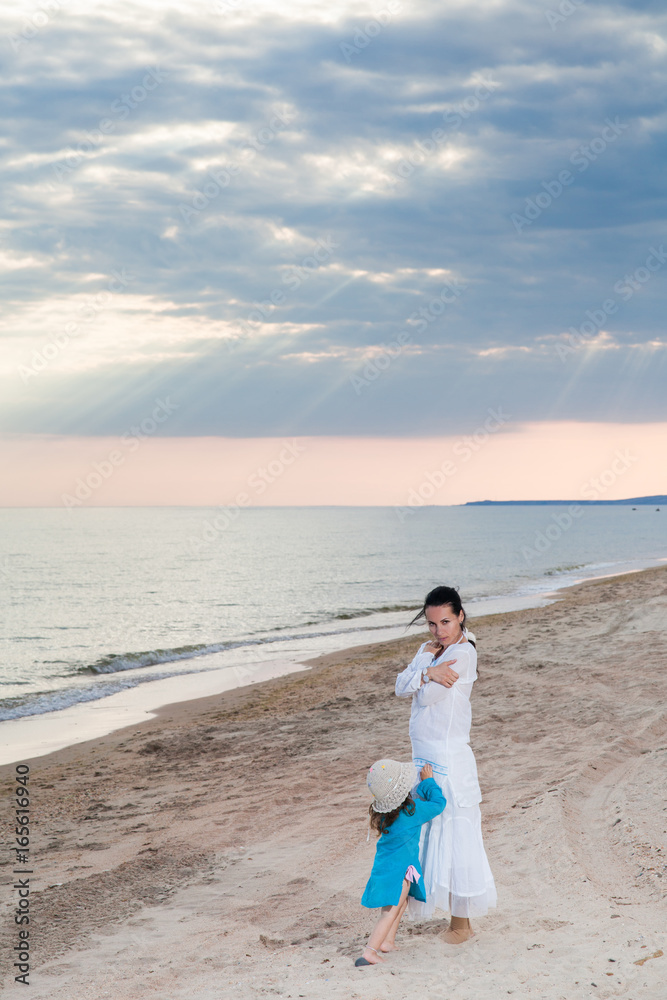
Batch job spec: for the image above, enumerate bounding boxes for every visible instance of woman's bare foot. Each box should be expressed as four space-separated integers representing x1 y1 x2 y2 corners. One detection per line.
359 946 384 964
378 942 399 953
441 918 475 944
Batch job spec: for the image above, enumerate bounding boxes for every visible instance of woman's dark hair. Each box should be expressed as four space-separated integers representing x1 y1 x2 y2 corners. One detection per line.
369 793 415 836
409 585 476 648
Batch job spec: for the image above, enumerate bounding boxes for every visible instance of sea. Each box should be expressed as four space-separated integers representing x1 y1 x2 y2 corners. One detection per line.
1 505 666 761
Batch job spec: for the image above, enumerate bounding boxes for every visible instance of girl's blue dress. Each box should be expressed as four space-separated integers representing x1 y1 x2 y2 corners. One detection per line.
361 777 446 908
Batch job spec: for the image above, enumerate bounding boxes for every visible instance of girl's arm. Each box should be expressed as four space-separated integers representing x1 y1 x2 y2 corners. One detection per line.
411 777 446 823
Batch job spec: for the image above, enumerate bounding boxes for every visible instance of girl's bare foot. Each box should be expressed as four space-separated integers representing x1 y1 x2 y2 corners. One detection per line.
379 942 399 953
356 946 384 965
442 918 475 944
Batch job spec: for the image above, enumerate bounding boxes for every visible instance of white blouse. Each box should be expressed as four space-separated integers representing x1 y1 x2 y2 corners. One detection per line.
395 638 482 807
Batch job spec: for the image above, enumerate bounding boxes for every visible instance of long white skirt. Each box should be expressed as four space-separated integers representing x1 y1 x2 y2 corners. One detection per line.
408 769 497 920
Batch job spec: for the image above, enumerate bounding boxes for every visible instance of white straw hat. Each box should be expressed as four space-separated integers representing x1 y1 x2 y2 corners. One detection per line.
367 759 415 813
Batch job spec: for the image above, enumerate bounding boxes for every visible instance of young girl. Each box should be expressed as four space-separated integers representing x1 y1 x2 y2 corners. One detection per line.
356 758 446 966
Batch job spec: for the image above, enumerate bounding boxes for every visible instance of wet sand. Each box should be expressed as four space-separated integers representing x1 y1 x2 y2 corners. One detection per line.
1 566 666 999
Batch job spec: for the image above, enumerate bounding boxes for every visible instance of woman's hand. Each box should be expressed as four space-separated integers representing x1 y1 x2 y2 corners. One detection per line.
426 659 459 688
419 763 433 781
424 640 443 655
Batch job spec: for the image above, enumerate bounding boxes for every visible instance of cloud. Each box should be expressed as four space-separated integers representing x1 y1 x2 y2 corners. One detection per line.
1 0 666 435
4 331 667 438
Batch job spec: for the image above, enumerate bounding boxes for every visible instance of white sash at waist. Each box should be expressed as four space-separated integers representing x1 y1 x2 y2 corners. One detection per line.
411 740 482 807
413 756 448 777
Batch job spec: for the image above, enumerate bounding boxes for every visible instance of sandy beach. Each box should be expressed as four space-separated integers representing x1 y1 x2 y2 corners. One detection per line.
1 566 666 999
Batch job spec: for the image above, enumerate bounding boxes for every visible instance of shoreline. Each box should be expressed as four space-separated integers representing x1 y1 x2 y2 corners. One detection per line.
1 565 665 997
3 556 666 765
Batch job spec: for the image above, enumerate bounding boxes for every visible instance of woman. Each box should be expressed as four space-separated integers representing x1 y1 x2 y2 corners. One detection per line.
395 585 496 942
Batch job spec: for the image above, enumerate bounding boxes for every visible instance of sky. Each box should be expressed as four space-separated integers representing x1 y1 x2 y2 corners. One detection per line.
1 0 666 505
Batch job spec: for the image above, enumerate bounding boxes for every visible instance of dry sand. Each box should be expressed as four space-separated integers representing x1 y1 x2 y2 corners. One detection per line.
1 567 666 999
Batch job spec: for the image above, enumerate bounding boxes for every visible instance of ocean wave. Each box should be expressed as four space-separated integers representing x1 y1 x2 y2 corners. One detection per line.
0 670 195 722
77 616 423 677
542 559 624 579
333 603 420 620
543 563 588 576
0 616 418 719
81 641 238 674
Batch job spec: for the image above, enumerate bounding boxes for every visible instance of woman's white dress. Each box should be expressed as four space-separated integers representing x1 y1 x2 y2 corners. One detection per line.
395 637 497 919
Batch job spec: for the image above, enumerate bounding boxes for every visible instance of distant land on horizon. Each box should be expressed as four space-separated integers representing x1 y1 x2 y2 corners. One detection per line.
464 495 666 506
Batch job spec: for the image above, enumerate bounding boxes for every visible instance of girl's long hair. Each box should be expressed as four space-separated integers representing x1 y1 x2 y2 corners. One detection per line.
369 793 415 836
